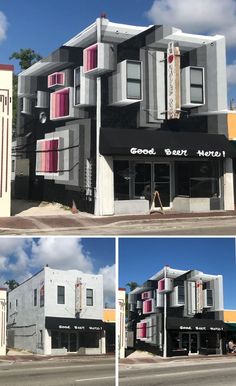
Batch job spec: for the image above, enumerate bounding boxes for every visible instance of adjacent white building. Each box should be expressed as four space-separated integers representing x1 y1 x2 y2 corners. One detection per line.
118 288 126 359
0 64 13 217
0 288 7 355
7 267 106 355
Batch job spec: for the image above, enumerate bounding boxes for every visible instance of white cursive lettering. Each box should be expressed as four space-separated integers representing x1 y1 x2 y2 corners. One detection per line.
130 147 156 155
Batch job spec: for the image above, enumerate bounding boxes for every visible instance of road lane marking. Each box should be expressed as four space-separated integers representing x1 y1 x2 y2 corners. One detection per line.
119 366 236 382
75 376 115 382
0 363 115 374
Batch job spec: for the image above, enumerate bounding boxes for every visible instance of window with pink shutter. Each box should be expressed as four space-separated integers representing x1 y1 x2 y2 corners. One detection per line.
36 139 59 174
48 72 65 88
84 44 98 72
50 88 70 119
158 279 165 291
143 299 153 314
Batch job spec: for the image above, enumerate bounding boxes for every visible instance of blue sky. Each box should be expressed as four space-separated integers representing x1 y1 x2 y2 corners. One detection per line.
119 237 236 309
0 0 236 103
0 237 115 305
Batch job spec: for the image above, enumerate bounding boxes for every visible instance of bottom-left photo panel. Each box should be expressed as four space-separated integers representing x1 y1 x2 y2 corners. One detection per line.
0 237 116 386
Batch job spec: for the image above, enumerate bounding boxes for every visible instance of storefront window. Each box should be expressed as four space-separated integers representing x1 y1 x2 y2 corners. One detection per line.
134 163 151 198
52 331 60 349
80 332 99 348
175 161 220 198
114 161 130 200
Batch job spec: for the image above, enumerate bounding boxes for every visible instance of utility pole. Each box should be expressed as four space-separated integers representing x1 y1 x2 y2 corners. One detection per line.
163 265 167 358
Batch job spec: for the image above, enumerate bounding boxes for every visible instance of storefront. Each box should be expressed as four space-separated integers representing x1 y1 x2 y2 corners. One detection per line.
45 317 105 355
100 128 236 214
166 317 226 357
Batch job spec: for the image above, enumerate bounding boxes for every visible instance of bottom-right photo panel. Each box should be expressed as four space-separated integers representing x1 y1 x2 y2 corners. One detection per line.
118 237 236 386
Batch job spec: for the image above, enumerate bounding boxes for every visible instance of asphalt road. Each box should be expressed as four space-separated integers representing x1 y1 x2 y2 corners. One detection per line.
1 214 236 235
0 357 115 386
119 359 236 385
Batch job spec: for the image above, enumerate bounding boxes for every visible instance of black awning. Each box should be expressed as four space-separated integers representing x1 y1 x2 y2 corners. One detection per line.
100 128 236 159
167 317 226 331
45 317 104 332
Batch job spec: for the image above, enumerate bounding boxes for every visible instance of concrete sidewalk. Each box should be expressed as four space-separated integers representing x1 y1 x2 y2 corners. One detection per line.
120 353 236 365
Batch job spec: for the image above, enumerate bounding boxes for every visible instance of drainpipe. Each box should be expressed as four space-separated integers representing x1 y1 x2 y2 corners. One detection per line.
163 265 167 358
95 17 102 215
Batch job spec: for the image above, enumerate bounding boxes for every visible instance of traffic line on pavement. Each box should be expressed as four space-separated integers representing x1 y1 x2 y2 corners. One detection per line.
75 376 115 382
119 366 236 383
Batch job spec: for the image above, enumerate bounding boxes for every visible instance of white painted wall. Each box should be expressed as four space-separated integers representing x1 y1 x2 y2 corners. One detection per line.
0 66 13 217
7 267 104 354
223 158 234 210
44 267 103 320
0 289 7 355
118 289 126 359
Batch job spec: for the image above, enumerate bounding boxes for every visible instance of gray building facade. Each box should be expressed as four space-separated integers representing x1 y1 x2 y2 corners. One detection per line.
14 18 236 215
7 267 106 355
128 267 226 357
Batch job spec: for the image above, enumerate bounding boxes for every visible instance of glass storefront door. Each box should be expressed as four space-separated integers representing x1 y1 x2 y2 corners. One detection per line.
134 163 170 207
180 332 199 355
154 164 170 207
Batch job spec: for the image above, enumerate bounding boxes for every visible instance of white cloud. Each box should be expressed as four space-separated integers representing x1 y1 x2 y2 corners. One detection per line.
98 264 116 307
31 238 93 273
146 0 236 46
0 11 7 42
227 61 236 85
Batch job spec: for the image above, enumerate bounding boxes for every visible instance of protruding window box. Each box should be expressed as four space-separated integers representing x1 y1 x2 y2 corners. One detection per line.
169 286 185 307
48 72 65 89
74 66 96 106
35 91 49 109
21 97 33 115
141 291 152 300
83 43 115 75
50 87 79 120
109 60 142 106
157 278 173 293
35 138 59 177
143 299 155 314
203 289 213 308
181 66 205 108
136 300 143 309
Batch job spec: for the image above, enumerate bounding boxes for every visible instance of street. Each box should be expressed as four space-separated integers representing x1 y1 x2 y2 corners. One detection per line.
0 356 115 386
119 357 236 385
1 213 236 235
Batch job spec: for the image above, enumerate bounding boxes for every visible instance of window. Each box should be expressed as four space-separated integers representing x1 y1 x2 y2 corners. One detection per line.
12 159 15 172
84 44 98 72
50 88 70 119
86 289 93 306
16 299 18 308
127 61 142 100
178 286 185 304
206 289 213 307
74 67 80 105
114 161 130 200
80 332 99 348
34 289 37 306
36 139 59 174
175 161 220 198
57 286 65 304
48 72 65 88
190 68 204 104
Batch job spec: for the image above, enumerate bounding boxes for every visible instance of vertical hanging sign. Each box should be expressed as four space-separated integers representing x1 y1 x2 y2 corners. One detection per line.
167 42 181 120
196 280 203 313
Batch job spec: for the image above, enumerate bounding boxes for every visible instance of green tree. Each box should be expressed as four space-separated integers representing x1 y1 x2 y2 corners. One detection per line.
126 281 139 291
9 48 42 70
4 279 19 291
